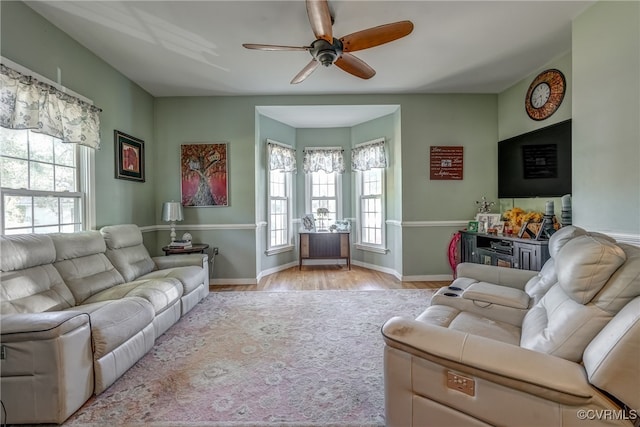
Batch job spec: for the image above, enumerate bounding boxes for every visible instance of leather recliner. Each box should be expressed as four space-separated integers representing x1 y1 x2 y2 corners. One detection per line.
382 230 640 426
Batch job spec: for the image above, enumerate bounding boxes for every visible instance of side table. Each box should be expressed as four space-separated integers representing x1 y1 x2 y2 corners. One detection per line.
162 243 209 255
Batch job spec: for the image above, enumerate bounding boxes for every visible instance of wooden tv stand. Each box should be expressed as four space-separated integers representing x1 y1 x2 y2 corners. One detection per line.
460 230 550 271
299 232 350 270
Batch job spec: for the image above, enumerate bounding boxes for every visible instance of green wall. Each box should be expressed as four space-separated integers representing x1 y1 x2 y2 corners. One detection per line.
496 53 572 217
351 112 400 273
6 0 637 282
572 1 639 237
0 1 156 229
257 114 297 274
155 94 497 281
496 1 640 240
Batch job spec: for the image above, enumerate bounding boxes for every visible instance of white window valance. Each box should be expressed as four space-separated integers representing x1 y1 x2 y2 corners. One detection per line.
0 63 102 149
303 147 345 174
267 140 297 173
351 138 387 171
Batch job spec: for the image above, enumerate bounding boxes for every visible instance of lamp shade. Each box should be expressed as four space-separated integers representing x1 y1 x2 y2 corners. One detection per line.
162 201 183 222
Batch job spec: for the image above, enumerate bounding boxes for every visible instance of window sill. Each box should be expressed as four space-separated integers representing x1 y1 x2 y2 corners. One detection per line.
266 245 294 256
354 243 389 254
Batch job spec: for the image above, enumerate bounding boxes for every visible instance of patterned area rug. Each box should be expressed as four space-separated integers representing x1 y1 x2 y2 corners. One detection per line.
64 289 434 427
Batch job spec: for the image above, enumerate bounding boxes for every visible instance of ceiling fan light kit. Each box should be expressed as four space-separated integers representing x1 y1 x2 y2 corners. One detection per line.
243 0 413 84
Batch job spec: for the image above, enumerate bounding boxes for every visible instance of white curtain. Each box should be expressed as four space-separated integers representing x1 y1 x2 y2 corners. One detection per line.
351 139 387 171
303 148 345 174
0 64 102 149
268 141 297 173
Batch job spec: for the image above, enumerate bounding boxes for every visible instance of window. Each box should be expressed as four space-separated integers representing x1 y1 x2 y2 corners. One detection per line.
267 168 292 252
1 128 93 234
306 171 341 231
266 140 295 254
357 167 385 249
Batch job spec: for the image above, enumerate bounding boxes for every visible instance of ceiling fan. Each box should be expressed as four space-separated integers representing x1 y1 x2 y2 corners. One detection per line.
243 0 414 84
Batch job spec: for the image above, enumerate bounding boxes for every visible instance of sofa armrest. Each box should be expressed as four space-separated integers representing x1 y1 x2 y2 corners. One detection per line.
455 262 537 290
381 316 594 405
1 311 90 341
153 253 208 270
1 312 94 424
462 282 530 309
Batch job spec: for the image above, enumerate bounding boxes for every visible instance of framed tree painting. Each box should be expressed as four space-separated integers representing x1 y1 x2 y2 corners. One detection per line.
114 130 145 182
181 143 228 207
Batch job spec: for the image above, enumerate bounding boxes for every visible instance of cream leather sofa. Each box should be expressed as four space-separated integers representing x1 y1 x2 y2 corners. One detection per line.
382 227 640 427
0 225 209 425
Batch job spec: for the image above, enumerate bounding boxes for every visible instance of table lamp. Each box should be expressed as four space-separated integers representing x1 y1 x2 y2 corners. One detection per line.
162 201 183 243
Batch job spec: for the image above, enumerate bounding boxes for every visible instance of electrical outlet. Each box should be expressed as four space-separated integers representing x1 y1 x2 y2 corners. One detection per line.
213 247 219 255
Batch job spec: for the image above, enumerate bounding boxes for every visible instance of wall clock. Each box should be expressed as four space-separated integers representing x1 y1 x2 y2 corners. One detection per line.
525 69 566 121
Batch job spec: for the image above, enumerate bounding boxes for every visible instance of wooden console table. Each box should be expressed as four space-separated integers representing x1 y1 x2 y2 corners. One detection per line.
299 232 350 270
460 230 549 271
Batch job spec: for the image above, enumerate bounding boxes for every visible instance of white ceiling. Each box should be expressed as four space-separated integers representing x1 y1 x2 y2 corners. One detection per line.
24 0 594 127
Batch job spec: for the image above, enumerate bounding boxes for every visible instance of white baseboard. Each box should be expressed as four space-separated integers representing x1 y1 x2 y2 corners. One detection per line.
351 260 402 280
257 261 299 282
401 274 454 282
210 278 257 285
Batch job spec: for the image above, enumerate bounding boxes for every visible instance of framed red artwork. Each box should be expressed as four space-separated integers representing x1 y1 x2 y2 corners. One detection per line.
180 143 229 207
114 130 145 182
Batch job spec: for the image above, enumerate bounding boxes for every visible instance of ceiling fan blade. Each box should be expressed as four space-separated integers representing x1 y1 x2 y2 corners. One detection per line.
334 53 375 80
340 20 414 52
306 0 333 42
291 59 320 84
243 43 310 52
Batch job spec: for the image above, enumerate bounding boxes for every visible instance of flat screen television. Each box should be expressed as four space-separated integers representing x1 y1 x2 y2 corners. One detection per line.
498 119 571 198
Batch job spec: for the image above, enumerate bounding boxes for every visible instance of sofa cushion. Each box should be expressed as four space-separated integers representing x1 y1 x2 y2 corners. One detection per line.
591 243 640 314
51 231 106 261
547 225 587 258
415 305 521 346
100 224 144 249
1 235 75 314
556 235 626 305
1 234 56 271
66 298 155 359
520 285 613 361
50 232 126 304
522 226 588 303
83 278 182 315
100 225 156 282
584 296 640 412
139 266 206 295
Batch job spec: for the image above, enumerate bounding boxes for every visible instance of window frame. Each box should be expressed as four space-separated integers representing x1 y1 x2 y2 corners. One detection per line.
0 129 95 234
305 170 342 230
266 145 294 255
355 167 387 253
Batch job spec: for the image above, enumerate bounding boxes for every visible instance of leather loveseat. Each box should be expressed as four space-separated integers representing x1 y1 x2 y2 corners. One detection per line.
0 224 209 425
382 226 640 426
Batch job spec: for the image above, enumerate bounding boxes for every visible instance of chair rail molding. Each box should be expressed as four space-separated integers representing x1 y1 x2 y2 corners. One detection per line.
386 220 469 228
141 223 259 233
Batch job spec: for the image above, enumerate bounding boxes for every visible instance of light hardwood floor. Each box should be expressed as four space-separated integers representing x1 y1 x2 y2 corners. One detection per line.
209 265 451 292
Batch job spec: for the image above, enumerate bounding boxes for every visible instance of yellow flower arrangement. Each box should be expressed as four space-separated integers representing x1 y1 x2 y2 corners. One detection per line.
503 207 544 226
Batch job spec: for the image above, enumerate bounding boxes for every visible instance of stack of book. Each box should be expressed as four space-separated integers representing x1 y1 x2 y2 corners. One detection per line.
169 239 192 249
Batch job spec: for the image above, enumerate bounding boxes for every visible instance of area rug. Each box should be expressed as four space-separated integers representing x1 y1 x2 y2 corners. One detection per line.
64 289 434 427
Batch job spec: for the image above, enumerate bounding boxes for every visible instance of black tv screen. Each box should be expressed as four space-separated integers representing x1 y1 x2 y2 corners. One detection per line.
498 120 571 198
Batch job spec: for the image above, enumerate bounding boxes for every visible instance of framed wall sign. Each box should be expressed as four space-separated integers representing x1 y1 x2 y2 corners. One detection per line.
114 130 145 182
430 146 463 180
181 143 229 207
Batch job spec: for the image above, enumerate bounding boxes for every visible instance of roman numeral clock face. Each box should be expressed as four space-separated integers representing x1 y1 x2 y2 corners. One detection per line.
525 69 566 120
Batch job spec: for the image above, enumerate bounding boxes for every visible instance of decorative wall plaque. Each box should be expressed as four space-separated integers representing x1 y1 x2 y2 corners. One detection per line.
430 146 463 180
